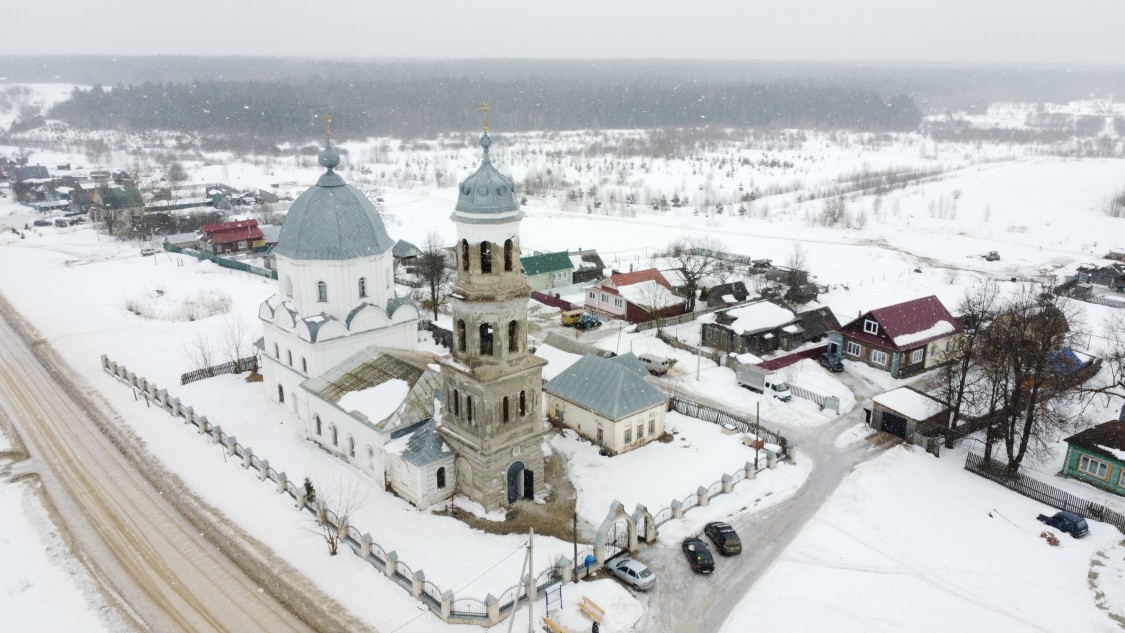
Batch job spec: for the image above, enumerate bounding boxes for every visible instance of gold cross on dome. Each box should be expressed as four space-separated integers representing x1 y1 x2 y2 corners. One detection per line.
478 102 490 134
324 113 332 141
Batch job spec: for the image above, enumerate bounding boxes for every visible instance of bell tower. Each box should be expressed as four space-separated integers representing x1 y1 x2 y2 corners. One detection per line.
439 109 548 512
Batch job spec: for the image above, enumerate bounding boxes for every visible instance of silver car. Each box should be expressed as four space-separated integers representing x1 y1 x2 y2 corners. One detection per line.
608 557 656 591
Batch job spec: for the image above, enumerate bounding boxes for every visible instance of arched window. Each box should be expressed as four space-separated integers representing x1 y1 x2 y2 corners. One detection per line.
314 415 322 435
453 389 460 417
366 446 375 470
330 425 338 446
287 350 293 366
347 436 355 458
519 390 527 416
502 396 510 423
281 275 293 297
457 320 466 352
302 357 308 373
508 320 519 353
461 239 470 272
317 281 327 302
358 277 367 299
273 342 279 359
466 396 473 424
278 385 285 403
504 239 514 272
437 466 447 489
480 323 494 355
480 241 492 273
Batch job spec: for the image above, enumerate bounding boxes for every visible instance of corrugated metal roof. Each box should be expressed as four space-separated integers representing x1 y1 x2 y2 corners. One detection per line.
541 332 615 358
400 420 453 467
521 251 574 276
544 353 668 421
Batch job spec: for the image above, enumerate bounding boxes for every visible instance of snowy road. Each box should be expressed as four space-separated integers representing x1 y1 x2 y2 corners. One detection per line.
0 298 327 633
630 409 886 632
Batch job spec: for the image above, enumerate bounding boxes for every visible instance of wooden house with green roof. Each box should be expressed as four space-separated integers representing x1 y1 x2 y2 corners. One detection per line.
1062 421 1125 497
520 251 574 292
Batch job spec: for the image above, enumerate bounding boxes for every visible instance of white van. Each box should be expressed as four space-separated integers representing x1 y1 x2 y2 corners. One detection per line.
638 353 671 375
140 247 159 257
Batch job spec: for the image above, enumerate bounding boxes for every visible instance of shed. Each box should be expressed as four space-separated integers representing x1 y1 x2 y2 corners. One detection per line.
1062 421 1125 497
869 387 947 442
385 420 456 508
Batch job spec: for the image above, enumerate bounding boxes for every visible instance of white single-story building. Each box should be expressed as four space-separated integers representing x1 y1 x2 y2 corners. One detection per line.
385 420 456 509
544 353 669 455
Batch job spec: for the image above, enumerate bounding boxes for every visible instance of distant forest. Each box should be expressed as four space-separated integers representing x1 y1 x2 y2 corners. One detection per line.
47 77 921 141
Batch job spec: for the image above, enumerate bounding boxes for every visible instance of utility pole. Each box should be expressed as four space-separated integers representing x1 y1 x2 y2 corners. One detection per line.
527 528 534 633
573 512 578 580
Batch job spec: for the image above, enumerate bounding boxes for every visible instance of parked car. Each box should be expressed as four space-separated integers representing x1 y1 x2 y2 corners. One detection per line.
983 250 1001 261
1037 511 1089 538
681 537 715 574
32 219 51 227
140 247 159 257
607 557 656 591
817 352 844 372
703 521 742 556
560 309 584 326
638 353 671 375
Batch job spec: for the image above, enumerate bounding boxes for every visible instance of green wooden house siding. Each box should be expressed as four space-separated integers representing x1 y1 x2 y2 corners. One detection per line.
1063 445 1125 496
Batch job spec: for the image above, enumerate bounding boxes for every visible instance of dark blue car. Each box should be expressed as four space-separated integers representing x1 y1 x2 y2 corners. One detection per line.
1036 511 1089 539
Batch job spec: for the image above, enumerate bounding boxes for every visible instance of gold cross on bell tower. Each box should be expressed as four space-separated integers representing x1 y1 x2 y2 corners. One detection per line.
478 102 490 134
324 113 332 142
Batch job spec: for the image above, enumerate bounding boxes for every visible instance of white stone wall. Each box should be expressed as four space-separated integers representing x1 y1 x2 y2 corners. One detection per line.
278 252 394 323
306 398 388 487
547 395 666 454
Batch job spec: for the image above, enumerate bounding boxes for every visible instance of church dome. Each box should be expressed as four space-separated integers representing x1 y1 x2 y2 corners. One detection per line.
453 134 520 218
274 142 395 260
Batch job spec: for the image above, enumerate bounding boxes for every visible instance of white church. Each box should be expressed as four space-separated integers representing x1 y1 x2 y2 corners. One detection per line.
259 124 549 512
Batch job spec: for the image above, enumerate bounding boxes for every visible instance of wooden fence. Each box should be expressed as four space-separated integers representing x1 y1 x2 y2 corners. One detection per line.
531 291 574 311
181 355 259 385
964 452 1125 536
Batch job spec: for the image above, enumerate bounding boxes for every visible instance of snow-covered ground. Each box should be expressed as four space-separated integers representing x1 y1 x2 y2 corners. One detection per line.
720 446 1125 633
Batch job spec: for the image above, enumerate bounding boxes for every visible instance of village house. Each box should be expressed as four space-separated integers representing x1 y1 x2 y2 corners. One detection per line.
835 295 963 378
701 301 841 355
520 251 574 293
868 386 948 442
702 281 751 308
1062 421 1125 497
392 239 422 264
569 248 606 284
544 353 669 455
199 219 265 255
584 268 686 323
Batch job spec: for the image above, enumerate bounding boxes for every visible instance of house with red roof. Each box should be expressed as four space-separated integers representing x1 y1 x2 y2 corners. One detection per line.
584 268 686 323
199 219 265 255
836 295 963 378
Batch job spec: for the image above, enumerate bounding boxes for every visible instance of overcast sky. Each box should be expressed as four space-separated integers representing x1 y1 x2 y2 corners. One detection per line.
3 0 1123 65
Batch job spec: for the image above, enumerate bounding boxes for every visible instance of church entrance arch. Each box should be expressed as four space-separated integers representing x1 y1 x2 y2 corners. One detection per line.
506 461 526 504
593 501 638 565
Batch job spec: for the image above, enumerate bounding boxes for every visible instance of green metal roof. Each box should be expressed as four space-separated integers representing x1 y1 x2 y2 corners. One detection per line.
544 353 668 421
520 251 573 276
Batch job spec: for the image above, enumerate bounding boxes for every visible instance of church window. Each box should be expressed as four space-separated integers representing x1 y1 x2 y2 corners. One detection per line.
317 281 328 302
287 350 293 366
273 342 279 358
437 467 447 489
503 396 510 423
302 357 307 373
457 320 466 352
453 389 460 417
508 320 519 353
366 446 375 470
480 241 492 273
358 277 367 298
504 239 514 272
461 239 470 272
282 276 293 297
467 397 473 423
480 323 494 356
278 385 285 403
330 425 338 446
347 436 355 458
519 390 527 416
314 415 322 435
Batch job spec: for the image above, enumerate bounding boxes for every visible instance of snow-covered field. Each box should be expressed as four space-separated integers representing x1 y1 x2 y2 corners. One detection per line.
3 83 1125 631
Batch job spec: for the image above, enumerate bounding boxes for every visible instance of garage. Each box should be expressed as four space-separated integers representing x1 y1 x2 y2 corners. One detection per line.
870 387 947 444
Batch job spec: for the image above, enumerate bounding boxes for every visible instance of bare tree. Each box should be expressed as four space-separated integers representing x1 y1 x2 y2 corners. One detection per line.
414 232 454 321
633 279 680 331
924 281 1000 448
305 477 368 556
666 236 723 312
978 287 1082 471
184 335 217 373
1080 311 1125 407
222 314 253 372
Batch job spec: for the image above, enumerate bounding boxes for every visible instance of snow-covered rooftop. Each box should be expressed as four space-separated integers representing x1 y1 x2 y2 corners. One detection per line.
338 379 409 423
872 387 944 420
726 301 795 334
893 320 956 347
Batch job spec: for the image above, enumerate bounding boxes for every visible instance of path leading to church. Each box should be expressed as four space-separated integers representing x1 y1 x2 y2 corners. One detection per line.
0 295 368 633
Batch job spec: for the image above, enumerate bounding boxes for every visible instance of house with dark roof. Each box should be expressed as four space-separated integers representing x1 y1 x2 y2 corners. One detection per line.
1062 421 1125 497
392 239 422 262
837 295 963 378
200 219 265 254
520 251 574 292
703 281 751 308
544 353 669 455
570 248 606 284
584 268 686 323
701 301 841 355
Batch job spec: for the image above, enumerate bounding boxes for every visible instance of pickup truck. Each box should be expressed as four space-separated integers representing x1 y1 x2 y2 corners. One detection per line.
1036 511 1089 538
735 364 791 402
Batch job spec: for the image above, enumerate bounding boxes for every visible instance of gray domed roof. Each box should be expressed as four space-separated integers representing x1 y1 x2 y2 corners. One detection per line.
453 134 520 218
274 142 394 260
